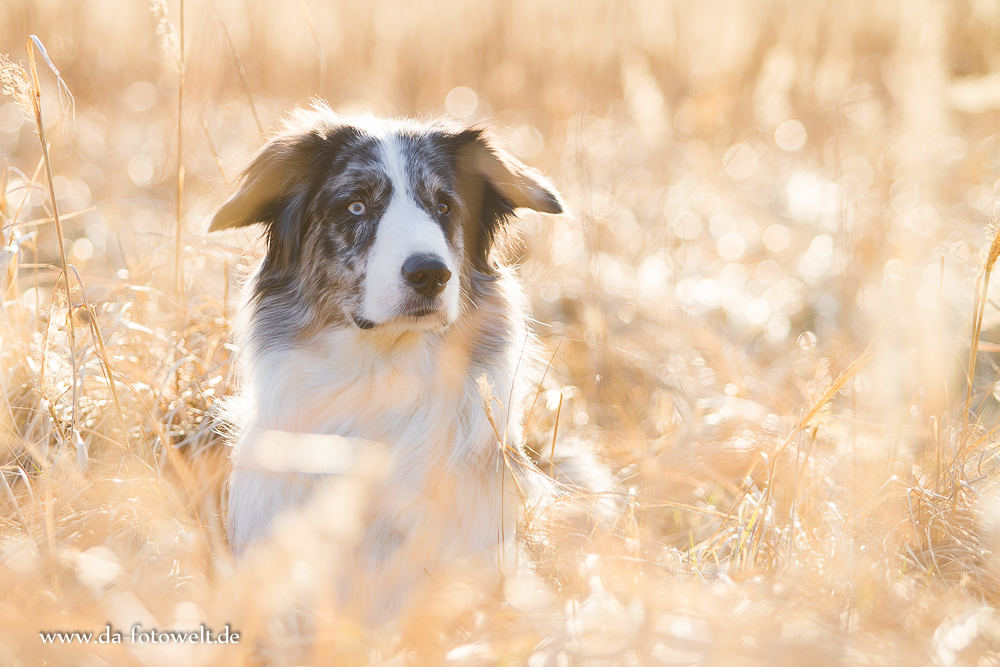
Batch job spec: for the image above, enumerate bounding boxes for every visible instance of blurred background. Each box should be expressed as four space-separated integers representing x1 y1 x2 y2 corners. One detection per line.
4 0 1000 664
4 0 999 420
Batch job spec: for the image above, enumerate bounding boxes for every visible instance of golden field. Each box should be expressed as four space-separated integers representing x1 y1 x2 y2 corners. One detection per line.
3 0 1000 664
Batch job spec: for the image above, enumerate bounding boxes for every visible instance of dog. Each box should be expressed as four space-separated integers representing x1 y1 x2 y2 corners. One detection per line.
208 104 565 624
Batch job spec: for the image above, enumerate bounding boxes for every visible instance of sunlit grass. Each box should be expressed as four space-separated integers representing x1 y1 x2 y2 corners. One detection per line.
3 0 1000 664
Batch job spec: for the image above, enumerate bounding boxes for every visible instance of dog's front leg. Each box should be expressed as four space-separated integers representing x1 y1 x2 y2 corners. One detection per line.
227 468 318 557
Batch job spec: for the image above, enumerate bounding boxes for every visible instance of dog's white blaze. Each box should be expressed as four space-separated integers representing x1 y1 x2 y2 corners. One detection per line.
359 134 460 326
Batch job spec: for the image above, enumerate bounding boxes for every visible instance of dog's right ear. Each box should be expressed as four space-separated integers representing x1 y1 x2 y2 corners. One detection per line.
208 133 317 269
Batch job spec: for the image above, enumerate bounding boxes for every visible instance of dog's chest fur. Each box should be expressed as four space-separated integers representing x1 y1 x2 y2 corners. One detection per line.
226 272 532 619
241 266 527 452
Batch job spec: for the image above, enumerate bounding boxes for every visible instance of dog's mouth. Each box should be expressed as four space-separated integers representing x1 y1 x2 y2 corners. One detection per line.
351 306 449 331
351 314 378 330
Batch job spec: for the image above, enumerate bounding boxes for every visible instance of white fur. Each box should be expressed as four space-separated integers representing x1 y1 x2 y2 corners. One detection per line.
359 136 460 327
227 298 530 622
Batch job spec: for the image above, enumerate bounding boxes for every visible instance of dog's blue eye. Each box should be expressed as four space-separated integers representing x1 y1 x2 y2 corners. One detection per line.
436 202 450 216
348 201 366 215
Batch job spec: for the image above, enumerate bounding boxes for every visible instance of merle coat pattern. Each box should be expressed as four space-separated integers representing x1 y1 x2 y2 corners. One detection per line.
209 106 563 623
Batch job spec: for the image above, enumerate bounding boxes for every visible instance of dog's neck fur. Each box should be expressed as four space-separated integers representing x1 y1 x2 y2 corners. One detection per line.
234 263 531 449
225 263 536 621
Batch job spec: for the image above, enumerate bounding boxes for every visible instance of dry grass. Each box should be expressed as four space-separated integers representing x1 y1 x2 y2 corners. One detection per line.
4 0 1000 664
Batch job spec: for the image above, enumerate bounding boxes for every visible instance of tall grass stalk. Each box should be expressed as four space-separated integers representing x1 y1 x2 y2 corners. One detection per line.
26 36 78 441
297 0 327 97
209 0 264 141
175 0 186 305
962 224 1000 451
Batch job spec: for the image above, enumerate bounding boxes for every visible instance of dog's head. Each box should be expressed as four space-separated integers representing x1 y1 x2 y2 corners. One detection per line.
208 106 563 332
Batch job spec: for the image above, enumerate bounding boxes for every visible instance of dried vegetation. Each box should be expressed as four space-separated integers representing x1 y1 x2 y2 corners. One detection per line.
4 0 1000 664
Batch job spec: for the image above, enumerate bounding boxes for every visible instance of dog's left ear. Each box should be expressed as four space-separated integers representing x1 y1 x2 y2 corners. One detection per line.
452 127 564 214
447 127 564 271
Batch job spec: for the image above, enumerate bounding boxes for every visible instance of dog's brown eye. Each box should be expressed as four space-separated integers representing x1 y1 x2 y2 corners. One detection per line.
348 201 366 215
436 202 450 216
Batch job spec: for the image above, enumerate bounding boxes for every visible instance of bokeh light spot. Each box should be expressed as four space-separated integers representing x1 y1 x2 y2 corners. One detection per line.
128 155 155 185
718 232 746 260
124 81 157 112
445 86 478 118
763 224 791 252
72 238 93 262
775 119 807 151
723 142 759 180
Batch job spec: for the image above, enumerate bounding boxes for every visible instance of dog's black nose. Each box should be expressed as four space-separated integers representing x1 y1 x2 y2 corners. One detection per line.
402 254 451 298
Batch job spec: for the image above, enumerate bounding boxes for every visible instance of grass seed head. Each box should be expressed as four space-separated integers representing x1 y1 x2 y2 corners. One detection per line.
0 54 31 117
